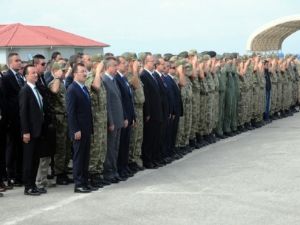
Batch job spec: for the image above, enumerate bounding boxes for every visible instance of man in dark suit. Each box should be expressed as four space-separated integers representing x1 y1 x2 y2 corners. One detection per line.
0 74 7 196
2 53 24 187
33 54 56 190
153 57 173 164
115 56 136 179
164 62 183 159
102 57 125 183
66 63 95 193
140 54 163 168
19 65 45 196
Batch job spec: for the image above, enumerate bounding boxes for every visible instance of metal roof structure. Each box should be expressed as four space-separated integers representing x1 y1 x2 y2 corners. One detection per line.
246 15 300 52
0 23 109 48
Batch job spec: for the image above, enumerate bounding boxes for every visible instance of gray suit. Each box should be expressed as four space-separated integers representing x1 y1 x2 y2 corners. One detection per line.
102 74 124 178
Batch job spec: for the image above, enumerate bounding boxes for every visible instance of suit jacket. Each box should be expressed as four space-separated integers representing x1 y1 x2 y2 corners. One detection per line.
0 77 7 128
153 71 170 120
19 84 44 138
102 74 124 129
2 69 23 129
140 69 163 122
66 81 93 139
164 75 183 117
115 72 135 125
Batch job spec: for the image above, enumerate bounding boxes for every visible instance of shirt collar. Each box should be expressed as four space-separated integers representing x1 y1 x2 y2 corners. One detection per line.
10 68 17 75
117 71 125 77
105 73 114 81
27 81 36 89
168 73 174 79
75 80 84 89
144 68 153 75
155 70 163 77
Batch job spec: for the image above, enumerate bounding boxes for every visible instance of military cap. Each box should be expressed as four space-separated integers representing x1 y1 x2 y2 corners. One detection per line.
130 52 138 60
169 55 178 62
138 52 147 62
91 54 103 63
216 54 223 60
163 53 173 61
121 52 132 61
188 49 197 56
153 53 162 59
175 59 186 67
178 51 188 59
51 62 67 71
202 54 211 61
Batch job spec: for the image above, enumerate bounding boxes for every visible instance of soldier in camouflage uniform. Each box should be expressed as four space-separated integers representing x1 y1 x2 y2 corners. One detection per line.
84 56 108 187
48 62 70 185
230 57 239 133
237 57 248 131
123 53 145 170
215 57 227 138
269 57 278 119
188 50 201 149
223 56 235 136
204 55 216 143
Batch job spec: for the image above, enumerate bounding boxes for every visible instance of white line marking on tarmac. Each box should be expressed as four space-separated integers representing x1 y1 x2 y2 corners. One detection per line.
3 194 91 225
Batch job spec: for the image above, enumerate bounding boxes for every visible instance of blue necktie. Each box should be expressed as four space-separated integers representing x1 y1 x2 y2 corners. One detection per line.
82 86 90 100
16 73 25 87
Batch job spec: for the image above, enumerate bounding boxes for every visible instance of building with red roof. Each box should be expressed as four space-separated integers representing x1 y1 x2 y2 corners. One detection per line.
0 23 109 63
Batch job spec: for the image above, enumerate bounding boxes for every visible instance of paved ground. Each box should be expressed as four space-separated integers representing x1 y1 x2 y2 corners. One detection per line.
1 113 300 225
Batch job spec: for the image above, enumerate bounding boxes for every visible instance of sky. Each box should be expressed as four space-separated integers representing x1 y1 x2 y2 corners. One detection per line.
0 0 299 55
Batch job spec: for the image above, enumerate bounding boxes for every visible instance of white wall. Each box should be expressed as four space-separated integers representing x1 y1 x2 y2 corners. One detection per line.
0 49 7 65
0 47 105 64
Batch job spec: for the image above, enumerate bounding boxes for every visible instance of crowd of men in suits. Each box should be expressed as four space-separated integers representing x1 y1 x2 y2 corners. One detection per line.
0 50 299 196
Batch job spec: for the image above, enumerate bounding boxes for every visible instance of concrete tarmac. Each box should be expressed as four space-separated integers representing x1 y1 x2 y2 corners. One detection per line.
1 113 300 225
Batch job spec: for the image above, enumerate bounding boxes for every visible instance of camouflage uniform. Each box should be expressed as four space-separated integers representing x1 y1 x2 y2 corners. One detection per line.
128 77 145 166
231 65 239 131
198 75 208 137
223 64 234 133
48 78 68 176
212 71 220 130
216 66 227 136
190 77 200 142
85 73 107 175
276 71 283 113
270 70 278 116
252 70 260 122
237 72 248 128
205 72 215 135
257 70 266 122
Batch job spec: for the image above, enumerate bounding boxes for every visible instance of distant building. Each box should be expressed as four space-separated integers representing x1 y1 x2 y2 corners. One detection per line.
0 23 109 64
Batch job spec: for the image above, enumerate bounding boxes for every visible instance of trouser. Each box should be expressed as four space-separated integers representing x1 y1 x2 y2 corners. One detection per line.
103 128 121 179
117 126 131 173
23 137 41 189
72 135 91 187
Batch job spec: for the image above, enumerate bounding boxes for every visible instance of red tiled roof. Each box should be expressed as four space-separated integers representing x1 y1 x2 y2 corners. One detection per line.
0 23 109 47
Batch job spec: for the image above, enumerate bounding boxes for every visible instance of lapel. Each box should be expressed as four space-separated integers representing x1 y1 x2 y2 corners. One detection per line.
7 70 21 92
26 84 42 111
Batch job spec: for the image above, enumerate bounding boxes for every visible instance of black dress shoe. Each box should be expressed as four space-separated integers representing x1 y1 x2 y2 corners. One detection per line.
99 178 111 186
86 185 99 191
144 163 158 169
24 188 41 196
103 177 119 183
115 175 127 182
74 186 91 193
37 187 47 194
0 192 3 197
136 165 145 171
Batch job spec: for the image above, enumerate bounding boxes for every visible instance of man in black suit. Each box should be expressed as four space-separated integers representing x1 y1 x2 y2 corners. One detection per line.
66 63 95 193
140 54 163 168
153 57 173 165
115 56 136 179
2 52 24 187
19 65 45 196
0 74 7 196
164 62 183 159
33 54 56 191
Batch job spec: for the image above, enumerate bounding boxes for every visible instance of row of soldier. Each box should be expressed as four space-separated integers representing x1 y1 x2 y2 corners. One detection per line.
0 50 299 196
